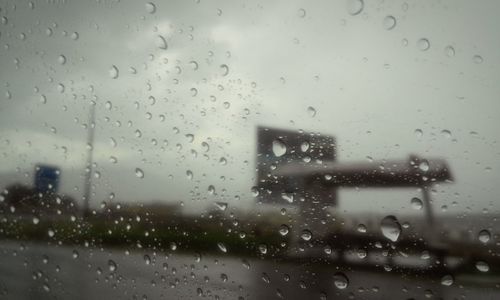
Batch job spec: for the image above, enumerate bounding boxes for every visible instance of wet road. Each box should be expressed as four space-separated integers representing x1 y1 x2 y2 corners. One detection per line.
0 241 498 299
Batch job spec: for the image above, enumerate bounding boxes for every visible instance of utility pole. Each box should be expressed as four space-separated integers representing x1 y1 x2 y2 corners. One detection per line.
82 103 96 218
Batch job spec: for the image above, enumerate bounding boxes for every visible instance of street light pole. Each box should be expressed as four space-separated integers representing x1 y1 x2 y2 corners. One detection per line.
82 103 96 217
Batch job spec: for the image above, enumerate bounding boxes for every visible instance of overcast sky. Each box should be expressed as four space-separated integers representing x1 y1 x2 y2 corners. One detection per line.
1 0 499 217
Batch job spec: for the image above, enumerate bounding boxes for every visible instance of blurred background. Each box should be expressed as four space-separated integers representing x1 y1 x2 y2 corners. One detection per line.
1 0 500 299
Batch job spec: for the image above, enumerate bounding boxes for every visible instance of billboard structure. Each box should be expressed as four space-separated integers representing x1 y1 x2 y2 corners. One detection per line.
34 164 60 194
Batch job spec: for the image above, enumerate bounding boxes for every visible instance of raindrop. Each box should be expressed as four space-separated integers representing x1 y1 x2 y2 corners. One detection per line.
307 106 316 117
144 254 151 265
441 129 452 139
72 250 79 259
300 141 310 152
189 61 199 70
47 228 55 237
208 185 216 195
272 139 287 157
279 224 289 236
220 64 229 76
300 229 312 241
411 197 423 210
145 2 156 14
414 128 423 138
135 168 145 178
298 8 306 18
478 229 491 244
333 272 349 289
357 224 367 233
217 243 227 253
475 261 489 272
214 202 228 211
473 55 483 64
444 45 455 57
380 215 401 242
281 193 294 203
109 65 119 79
441 275 454 286
58 55 66 65
346 0 364 16
186 170 193 180
156 35 168 50
33 217 40 224
419 160 429 172
70 32 79 40
258 244 268 254
383 16 396 30
108 260 117 272
219 157 227 165
417 38 430 51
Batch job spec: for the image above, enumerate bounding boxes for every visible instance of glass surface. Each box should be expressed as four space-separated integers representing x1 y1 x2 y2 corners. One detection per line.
1 0 500 299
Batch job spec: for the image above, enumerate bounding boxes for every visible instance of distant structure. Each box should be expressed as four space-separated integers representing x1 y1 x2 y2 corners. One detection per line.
255 126 453 256
34 164 60 194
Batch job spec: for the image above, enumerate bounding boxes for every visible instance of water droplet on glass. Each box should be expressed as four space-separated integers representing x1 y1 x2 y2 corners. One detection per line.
380 215 401 242
473 55 483 64
186 170 193 180
220 64 229 76
108 259 117 272
217 243 227 253
272 139 287 157
214 202 228 211
414 128 423 138
357 224 367 233
441 129 452 139
475 261 489 272
281 193 294 203
307 106 317 118
109 65 119 79
444 45 455 57
300 229 312 241
383 16 396 30
33 217 40 224
411 197 423 210
258 244 268 254
279 224 289 236
47 228 55 237
156 35 168 50
419 160 429 172
70 32 79 40
298 8 306 18
346 0 364 16
72 250 79 259
300 141 310 152
441 275 453 286
58 55 66 65
145 2 156 14
135 168 144 178
333 272 349 289
478 229 491 243
219 157 227 165
417 38 430 51
144 254 151 265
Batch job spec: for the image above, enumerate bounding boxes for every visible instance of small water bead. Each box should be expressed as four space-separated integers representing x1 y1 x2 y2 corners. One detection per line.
414 128 423 138
145 2 156 14
417 38 430 51
419 160 429 172
478 229 491 243
298 8 306 18
109 65 119 79
307 106 316 117
219 64 229 76
272 139 287 157
357 224 367 233
135 168 144 178
380 215 401 242
300 229 312 241
383 16 396 30
473 55 483 64
279 225 289 236
346 0 364 16
475 261 489 272
441 275 454 286
214 202 228 211
156 35 168 50
108 260 117 272
444 45 455 57
333 272 349 289
411 197 423 210
58 55 66 65
258 244 268 254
